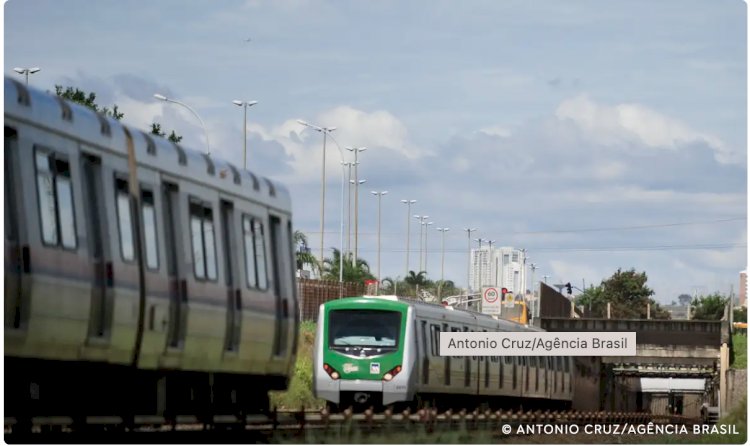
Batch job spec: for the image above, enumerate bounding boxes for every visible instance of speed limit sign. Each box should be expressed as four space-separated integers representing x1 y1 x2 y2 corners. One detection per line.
482 287 501 315
483 287 499 303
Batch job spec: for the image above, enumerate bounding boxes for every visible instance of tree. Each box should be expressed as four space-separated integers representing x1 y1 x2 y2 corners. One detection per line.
293 230 319 276
575 268 670 319
691 293 729 320
54 85 124 120
677 294 693 306
150 122 183 143
321 249 375 283
733 306 747 323
404 270 429 287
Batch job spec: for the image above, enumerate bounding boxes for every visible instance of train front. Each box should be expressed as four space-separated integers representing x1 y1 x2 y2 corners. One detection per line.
313 296 415 409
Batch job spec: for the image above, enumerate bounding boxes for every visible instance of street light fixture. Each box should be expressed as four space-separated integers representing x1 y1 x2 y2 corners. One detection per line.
13 67 40 85
154 93 210 155
232 99 258 169
436 228 450 300
371 190 388 294
463 228 478 293
401 200 417 277
297 120 337 269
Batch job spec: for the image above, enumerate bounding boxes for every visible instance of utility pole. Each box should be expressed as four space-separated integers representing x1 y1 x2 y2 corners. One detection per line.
437 228 450 300
346 147 367 263
401 200 417 277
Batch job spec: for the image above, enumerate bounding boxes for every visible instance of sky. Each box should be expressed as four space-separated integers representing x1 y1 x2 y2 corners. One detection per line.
4 0 748 304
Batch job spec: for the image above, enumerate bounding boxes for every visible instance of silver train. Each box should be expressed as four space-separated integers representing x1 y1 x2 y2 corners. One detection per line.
314 296 575 411
4 76 298 420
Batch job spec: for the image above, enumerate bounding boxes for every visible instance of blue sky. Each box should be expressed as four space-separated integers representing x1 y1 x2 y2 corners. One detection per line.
5 0 747 303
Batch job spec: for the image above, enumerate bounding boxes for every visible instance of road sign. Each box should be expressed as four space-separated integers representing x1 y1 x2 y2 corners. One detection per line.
504 292 515 308
482 287 501 315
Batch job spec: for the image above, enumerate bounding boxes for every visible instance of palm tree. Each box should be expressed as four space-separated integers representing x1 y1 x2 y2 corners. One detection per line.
293 230 319 276
321 248 375 283
404 270 429 287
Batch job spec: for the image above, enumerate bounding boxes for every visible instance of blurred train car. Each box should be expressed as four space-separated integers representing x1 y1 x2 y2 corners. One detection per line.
4 76 299 421
313 296 574 411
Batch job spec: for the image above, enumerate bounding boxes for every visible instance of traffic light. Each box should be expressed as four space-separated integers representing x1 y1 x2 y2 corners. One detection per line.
565 282 572 294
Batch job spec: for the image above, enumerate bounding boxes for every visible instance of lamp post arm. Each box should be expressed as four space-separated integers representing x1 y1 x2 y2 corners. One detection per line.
166 98 210 155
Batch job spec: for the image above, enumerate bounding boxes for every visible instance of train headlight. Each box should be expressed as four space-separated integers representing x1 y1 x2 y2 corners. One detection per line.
323 363 340 380
382 365 402 382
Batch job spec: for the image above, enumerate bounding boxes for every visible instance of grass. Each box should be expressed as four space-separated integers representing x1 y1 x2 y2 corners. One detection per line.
269 321 325 411
731 333 746 369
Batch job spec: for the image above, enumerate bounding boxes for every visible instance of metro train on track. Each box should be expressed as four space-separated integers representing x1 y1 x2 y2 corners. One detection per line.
4 76 299 421
313 296 575 411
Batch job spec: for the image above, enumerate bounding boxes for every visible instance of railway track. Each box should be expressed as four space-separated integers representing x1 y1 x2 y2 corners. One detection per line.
4 408 700 440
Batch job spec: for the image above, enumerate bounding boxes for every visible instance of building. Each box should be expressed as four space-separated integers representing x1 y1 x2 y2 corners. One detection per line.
740 270 747 308
470 246 526 294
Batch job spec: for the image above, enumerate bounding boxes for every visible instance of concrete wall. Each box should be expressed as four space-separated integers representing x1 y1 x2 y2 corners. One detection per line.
644 393 702 417
726 368 747 413
572 356 602 411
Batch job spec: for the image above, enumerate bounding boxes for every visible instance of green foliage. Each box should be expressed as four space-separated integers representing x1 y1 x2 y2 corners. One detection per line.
692 293 730 320
321 248 375 283
575 268 670 319
54 85 124 120
731 333 746 369
269 321 324 410
734 307 747 323
150 122 183 143
293 230 319 276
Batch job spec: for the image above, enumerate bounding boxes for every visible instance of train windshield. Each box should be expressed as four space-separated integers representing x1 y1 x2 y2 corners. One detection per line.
328 309 401 350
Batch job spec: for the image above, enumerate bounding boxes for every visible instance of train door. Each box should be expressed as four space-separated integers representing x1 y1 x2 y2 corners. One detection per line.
81 154 113 340
419 320 429 385
220 199 241 353
162 181 187 350
443 323 451 386
269 214 291 359
4 126 28 331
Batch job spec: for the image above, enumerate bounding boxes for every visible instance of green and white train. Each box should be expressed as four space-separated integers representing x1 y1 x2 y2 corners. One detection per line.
313 296 574 410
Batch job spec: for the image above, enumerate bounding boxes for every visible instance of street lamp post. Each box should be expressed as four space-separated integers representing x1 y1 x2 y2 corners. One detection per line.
436 228 450 300
350 178 366 266
13 67 40 85
232 100 258 170
463 228 477 293
297 120 336 269
401 200 417 277
154 93 210 155
371 191 388 294
342 161 354 256
423 220 433 275
346 147 367 263
414 215 429 272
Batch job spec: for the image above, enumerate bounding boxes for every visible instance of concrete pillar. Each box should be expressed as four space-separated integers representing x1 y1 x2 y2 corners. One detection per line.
720 342 729 416
647 303 651 319
607 302 611 319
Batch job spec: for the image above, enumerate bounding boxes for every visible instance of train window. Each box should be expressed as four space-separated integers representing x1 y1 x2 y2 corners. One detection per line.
430 324 440 356
190 200 217 281
35 149 77 249
115 179 135 261
254 219 268 289
141 190 158 270
242 215 268 290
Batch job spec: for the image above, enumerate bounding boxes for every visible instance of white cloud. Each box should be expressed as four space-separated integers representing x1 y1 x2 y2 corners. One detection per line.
555 95 737 164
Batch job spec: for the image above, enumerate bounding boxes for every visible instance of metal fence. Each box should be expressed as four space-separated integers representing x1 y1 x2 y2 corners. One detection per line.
298 278 366 321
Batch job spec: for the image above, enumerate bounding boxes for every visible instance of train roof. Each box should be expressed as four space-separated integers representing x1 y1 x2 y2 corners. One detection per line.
4 76 291 212
324 295 543 332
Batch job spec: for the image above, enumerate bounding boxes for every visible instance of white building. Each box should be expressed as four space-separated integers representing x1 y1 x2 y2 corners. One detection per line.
470 246 527 294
